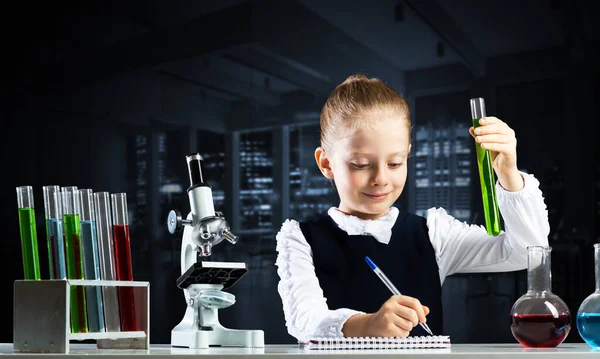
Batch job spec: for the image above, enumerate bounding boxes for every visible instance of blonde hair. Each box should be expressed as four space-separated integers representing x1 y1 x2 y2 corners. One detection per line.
319 74 411 152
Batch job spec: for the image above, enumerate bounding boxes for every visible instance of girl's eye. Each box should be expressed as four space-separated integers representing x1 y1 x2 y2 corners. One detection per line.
389 163 404 168
351 163 369 169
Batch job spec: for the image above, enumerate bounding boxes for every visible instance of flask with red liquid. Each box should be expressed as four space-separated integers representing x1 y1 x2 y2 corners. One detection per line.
510 246 571 347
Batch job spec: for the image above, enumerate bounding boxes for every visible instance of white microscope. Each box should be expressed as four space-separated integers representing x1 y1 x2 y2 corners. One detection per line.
166 153 264 349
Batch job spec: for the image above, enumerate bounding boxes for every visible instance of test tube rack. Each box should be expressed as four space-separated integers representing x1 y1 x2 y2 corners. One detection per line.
13 279 150 353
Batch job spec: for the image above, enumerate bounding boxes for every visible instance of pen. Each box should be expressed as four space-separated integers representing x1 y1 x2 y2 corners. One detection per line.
364 256 434 336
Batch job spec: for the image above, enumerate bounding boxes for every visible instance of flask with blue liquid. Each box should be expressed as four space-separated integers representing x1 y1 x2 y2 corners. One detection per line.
577 243 600 348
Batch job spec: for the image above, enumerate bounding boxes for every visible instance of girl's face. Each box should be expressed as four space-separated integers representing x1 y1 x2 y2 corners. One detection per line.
317 111 411 220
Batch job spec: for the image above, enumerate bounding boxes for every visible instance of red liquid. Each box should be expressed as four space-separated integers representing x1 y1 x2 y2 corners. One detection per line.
113 224 137 331
511 313 571 347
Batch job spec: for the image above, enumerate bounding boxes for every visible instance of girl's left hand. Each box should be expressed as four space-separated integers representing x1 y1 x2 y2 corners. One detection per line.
469 116 518 177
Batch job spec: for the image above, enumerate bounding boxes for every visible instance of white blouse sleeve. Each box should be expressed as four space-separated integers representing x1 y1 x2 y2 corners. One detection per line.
275 219 364 342
428 172 550 283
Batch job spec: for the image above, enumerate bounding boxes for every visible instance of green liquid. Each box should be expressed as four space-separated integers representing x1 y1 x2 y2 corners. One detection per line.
63 213 88 333
473 118 501 236
17 208 41 280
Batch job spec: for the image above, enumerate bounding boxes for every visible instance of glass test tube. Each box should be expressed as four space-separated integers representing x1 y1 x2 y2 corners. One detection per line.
111 193 137 331
16 186 41 280
470 98 501 236
43 185 67 279
62 186 89 333
94 192 121 332
79 189 106 332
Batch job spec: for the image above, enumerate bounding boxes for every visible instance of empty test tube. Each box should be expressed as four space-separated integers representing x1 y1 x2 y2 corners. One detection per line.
79 189 106 332
94 191 121 332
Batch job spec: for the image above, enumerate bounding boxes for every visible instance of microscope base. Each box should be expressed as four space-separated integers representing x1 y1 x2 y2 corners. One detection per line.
171 326 264 349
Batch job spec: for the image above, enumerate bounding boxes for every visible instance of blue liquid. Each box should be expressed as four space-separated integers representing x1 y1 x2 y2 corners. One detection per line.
46 218 67 279
578 313 600 348
81 220 106 332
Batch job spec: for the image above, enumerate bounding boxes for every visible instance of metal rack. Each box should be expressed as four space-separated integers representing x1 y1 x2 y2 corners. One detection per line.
13 279 149 353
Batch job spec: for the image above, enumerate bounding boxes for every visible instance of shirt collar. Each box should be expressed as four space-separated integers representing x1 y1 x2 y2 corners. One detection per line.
327 207 399 244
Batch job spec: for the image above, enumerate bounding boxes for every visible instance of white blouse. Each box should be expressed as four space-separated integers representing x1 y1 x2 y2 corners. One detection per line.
275 172 550 342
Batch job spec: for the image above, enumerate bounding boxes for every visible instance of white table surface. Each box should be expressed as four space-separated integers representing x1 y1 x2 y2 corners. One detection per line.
0 343 597 358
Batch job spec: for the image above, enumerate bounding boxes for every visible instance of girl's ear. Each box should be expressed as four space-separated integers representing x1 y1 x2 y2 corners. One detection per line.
315 147 334 179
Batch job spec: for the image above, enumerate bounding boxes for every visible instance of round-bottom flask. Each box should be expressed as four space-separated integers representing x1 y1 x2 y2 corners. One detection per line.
509 246 571 348
577 243 600 348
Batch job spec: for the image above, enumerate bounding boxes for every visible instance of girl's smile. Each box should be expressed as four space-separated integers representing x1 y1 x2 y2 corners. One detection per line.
363 192 390 201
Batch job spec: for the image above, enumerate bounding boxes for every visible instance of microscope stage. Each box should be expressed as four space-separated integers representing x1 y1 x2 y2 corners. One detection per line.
177 261 248 290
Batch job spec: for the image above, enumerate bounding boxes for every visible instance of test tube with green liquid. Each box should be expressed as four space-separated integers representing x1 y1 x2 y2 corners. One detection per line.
16 186 41 280
62 186 89 333
470 98 501 236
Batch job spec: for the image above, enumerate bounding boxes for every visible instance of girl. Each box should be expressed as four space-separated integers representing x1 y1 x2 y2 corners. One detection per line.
275 74 549 342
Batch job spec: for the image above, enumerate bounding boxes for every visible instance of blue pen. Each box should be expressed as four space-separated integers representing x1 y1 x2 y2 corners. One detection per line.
364 256 434 336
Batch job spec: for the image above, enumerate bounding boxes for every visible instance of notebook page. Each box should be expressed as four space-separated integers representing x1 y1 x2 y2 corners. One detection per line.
301 335 451 350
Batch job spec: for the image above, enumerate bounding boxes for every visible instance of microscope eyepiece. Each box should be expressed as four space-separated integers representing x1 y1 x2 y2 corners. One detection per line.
186 153 206 188
186 153 203 161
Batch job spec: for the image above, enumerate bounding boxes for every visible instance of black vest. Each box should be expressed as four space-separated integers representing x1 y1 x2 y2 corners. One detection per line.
299 211 443 336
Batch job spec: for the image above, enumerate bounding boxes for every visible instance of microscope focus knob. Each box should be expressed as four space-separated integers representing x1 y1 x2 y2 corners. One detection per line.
167 209 192 234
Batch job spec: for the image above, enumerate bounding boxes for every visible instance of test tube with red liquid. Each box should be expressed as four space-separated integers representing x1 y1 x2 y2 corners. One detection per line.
111 192 137 331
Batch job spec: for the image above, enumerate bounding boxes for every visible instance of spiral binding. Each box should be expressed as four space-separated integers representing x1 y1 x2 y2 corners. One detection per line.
302 335 451 350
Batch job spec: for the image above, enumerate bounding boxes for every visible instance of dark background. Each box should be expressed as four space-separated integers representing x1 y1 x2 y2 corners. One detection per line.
1 0 598 345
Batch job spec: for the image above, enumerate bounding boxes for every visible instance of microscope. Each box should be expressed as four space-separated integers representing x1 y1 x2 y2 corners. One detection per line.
166 153 264 349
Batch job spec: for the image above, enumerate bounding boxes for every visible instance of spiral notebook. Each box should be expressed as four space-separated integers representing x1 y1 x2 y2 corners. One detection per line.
301 335 451 350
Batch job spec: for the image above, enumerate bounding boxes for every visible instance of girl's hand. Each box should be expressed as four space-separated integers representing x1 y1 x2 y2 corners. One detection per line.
470 116 523 191
362 295 430 338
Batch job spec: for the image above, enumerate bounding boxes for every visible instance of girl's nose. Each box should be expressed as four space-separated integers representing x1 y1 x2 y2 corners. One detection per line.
371 166 389 186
